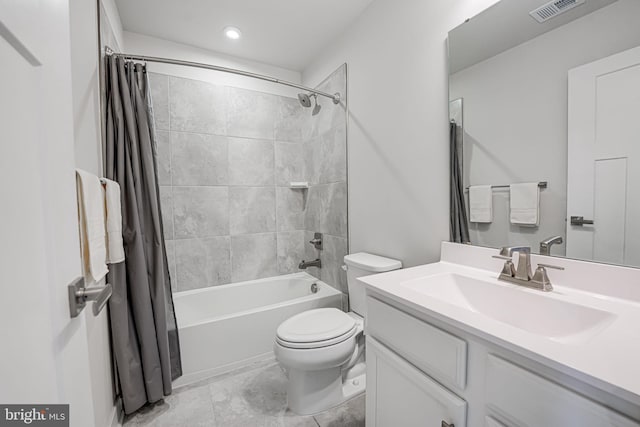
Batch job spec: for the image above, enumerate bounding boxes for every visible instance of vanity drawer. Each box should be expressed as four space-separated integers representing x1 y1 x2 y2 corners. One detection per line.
366 296 467 390
486 355 640 427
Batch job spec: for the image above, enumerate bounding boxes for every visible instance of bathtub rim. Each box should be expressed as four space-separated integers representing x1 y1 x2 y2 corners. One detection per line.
173 272 342 329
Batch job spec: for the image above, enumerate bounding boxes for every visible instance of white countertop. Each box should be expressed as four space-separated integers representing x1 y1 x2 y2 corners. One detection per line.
360 243 640 406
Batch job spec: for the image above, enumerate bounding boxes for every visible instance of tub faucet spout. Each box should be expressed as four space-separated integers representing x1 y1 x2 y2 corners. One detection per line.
298 259 321 269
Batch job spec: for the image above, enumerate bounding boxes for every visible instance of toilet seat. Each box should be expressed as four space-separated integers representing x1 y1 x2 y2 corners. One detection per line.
276 308 357 349
276 326 357 349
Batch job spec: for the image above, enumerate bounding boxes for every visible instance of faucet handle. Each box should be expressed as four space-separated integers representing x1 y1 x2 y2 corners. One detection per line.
309 232 323 250
492 255 516 277
537 263 565 270
531 263 564 291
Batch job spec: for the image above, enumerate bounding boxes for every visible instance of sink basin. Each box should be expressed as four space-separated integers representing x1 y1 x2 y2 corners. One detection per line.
401 273 615 341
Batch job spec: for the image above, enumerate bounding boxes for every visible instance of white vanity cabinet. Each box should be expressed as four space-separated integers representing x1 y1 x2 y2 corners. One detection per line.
365 295 640 427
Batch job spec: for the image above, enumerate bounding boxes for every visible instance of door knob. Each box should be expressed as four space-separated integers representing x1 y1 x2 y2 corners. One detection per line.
442 421 455 427
570 216 594 226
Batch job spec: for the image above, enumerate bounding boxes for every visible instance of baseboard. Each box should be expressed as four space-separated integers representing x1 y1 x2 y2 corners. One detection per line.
108 397 124 427
173 352 276 389
108 406 120 427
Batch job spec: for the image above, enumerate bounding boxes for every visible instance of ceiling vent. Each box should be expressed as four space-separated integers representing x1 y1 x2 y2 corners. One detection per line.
529 0 586 23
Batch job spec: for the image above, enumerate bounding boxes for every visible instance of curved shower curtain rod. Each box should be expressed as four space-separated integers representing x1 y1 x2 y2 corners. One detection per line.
105 46 341 104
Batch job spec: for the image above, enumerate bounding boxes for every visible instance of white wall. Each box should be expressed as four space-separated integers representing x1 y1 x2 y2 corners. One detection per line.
123 32 301 98
449 0 640 254
100 0 124 50
70 0 119 426
70 0 102 176
302 0 500 267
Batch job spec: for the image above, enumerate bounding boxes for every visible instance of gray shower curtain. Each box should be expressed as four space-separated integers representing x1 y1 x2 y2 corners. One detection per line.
450 121 470 243
104 56 182 415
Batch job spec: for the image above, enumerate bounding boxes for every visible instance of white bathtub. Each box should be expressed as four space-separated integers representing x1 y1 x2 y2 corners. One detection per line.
172 272 343 386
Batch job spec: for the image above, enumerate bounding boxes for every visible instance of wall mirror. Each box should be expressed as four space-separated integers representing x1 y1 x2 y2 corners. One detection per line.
448 0 640 268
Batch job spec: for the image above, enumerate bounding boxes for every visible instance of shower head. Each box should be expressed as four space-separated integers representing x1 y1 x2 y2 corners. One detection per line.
298 93 312 108
298 92 322 115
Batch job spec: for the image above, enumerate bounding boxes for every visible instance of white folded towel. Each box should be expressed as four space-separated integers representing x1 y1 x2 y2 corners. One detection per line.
469 185 493 223
102 178 125 264
510 183 540 226
76 169 109 283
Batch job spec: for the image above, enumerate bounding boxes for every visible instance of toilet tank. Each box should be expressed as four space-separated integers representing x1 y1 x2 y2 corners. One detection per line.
343 252 402 317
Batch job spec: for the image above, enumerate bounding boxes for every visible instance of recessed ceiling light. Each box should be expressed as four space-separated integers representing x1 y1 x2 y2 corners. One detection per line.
224 26 242 40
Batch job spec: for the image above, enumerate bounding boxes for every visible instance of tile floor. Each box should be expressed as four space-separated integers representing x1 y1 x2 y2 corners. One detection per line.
124 361 365 427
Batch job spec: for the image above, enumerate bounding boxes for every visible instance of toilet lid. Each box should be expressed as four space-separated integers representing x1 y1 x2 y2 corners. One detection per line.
276 308 356 344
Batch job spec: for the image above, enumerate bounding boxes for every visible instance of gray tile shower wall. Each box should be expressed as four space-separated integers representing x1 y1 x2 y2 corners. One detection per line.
149 65 347 294
303 65 348 293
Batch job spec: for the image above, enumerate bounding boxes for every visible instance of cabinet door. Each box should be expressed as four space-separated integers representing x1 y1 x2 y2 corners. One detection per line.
486 355 640 427
367 337 467 427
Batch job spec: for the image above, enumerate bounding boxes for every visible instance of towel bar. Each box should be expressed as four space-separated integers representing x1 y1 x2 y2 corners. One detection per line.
464 181 547 192
68 277 113 318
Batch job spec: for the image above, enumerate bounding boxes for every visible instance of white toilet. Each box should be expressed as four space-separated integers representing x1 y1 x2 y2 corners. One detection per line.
274 252 402 415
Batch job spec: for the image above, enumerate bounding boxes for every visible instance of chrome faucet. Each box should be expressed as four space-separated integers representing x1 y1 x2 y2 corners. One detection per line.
493 246 564 291
298 259 321 269
539 235 563 256
499 246 532 281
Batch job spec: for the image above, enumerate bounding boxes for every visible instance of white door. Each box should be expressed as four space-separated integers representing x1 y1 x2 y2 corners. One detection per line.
0 2 96 426
567 46 640 267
